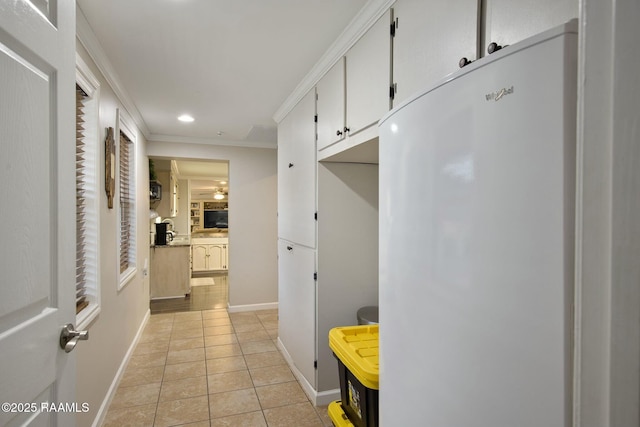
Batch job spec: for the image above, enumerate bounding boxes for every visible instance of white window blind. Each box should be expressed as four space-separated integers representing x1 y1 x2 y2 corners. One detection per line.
76 85 89 313
119 131 135 274
76 83 99 315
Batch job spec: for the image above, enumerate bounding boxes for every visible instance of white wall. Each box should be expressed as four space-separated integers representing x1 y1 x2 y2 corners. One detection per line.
75 42 151 427
574 0 640 425
147 141 278 309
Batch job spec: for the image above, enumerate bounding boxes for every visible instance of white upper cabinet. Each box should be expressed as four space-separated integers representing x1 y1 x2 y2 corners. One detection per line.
316 58 346 151
392 0 479 106
277 89 317 248
484 0 577 54
345 9 393 137
316 10 392 162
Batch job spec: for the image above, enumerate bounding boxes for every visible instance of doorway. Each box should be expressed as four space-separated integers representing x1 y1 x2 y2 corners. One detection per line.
149 157 230 313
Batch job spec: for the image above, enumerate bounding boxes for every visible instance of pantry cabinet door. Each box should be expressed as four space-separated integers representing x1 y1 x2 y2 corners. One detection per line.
277 89 316 248
278 241 316 388
290 89 317 248
393 0 478 105
317 57 345 150
345 9 392 136
277 106 295 241
484 0 577 54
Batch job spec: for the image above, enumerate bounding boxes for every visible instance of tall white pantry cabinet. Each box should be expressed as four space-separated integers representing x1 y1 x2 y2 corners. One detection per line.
276 0 577 405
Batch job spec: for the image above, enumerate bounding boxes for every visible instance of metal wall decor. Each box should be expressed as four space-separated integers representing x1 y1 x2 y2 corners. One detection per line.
105 126 115 209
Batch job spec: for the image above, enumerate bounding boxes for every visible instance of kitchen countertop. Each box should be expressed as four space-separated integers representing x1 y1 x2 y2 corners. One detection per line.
152 242 191 247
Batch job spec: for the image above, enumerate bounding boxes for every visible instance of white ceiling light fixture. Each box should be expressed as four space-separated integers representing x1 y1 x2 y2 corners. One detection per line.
178 114 194 123
213 188 225 200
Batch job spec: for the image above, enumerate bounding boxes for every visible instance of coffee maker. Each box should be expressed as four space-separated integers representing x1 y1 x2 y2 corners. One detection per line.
155 223 168 245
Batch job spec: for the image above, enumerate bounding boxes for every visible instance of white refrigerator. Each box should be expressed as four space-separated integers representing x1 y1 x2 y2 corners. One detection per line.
378 21 577 426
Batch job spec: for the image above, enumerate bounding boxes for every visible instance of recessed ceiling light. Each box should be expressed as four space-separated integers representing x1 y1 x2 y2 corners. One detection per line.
178 114 194 123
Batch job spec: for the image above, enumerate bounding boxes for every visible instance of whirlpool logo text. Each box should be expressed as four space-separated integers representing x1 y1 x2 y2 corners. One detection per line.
485 86 514 102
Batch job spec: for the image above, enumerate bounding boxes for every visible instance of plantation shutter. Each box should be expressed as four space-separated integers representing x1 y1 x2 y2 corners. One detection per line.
76 85 89 314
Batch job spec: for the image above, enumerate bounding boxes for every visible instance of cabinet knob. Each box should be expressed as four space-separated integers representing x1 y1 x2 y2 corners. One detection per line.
459 57 472 68
286 246 293 251
288 162 294 168
344 126 350 133
487 42 503 54
336 130 343 137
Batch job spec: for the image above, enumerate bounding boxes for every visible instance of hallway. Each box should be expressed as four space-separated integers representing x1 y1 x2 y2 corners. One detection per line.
102 309 332 426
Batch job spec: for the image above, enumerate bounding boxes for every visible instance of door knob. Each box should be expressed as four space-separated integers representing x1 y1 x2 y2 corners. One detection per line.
487 42 503 54
59 323 89 353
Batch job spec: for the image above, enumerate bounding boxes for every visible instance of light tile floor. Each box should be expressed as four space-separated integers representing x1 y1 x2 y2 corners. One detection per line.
102 309 333 427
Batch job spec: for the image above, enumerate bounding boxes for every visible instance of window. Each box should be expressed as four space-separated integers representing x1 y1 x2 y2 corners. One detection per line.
117 110 137 288
75 54 101 328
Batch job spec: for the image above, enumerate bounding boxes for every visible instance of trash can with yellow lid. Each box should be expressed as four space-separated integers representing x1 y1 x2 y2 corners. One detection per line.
328 325 379 427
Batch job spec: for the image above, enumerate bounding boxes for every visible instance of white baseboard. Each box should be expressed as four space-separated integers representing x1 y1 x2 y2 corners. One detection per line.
276 338 340 406
227 301 278 313
150 295 186 300
91 309 150 427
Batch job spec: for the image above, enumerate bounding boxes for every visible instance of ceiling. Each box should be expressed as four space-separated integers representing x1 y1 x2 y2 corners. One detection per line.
77 0 368 147
153 158 229 193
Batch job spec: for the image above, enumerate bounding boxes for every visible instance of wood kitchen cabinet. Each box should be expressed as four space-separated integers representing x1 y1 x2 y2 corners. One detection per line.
151 246 190 298
191 238 228 272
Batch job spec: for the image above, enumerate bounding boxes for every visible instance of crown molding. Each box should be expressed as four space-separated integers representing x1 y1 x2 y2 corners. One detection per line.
76 4 151 138
148 134 277 150
272 0 395 123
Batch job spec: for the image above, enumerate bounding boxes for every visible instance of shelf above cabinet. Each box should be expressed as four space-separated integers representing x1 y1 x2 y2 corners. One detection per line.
318 126 379 164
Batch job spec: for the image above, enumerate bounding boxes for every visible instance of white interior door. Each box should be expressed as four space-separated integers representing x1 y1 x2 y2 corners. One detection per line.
0 2 77 426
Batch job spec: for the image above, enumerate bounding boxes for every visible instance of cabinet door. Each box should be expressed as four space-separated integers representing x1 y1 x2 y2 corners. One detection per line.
393 0 478 105
345 9 392 136
291 89 317 248
209 244 224 270
222 244 228 270
484 0 577 54
278 89 316 248
191 245 208 272
317 57 345 150
278 240 316 388
277 107 295 242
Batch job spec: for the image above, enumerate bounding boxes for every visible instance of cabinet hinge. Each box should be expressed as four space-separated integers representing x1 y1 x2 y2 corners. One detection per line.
314 114 318 123
314 360 318 369
314 272 317 281
390 18 397 37
314 212 317 221
390 83 397 100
